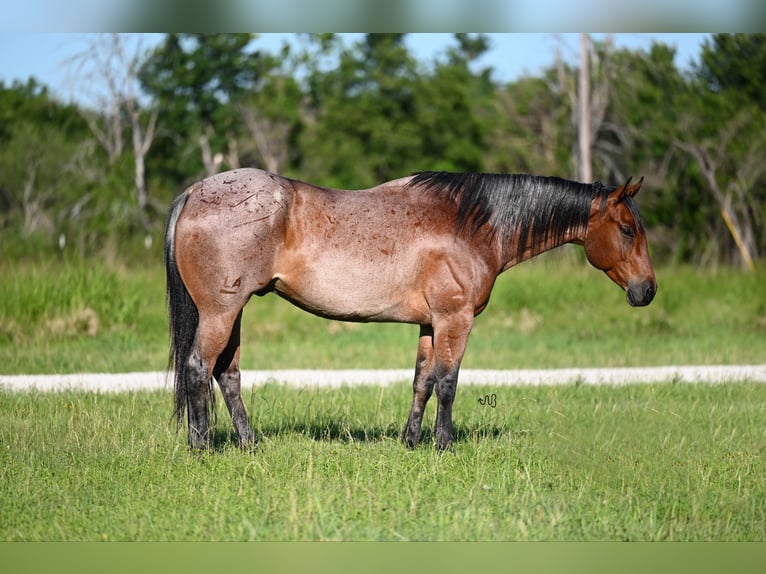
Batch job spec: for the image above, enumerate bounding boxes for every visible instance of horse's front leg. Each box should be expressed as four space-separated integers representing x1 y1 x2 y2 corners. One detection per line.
434 367 461 451
402 313 472 451
432 311 473 451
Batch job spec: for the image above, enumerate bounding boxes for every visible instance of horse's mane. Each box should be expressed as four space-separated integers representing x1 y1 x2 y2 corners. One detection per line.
408 171 643 257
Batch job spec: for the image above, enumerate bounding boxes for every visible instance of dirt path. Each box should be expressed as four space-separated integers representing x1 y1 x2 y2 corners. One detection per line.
2 365 765 393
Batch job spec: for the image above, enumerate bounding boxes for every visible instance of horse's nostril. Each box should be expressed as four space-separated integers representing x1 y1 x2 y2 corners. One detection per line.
641 282 656 305
648 282 657 300
627 281 656 307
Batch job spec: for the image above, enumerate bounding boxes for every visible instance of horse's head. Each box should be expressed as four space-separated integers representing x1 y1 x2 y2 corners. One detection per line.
584 177 657 307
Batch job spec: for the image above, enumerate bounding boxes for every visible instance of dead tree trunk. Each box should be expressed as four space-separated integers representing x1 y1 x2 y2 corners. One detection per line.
578 33 592 183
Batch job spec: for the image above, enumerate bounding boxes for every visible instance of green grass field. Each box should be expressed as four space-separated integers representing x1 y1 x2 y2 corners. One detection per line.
1 255 765 373
2 382 765 541
1 256 764 541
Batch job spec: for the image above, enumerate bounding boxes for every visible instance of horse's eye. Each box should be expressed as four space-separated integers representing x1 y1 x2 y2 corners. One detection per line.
620 225 635 239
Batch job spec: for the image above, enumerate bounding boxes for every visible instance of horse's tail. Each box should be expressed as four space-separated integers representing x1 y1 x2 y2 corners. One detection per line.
164 191 199 428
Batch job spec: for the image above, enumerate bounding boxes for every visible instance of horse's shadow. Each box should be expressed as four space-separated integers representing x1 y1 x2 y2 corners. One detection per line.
209 419 521 451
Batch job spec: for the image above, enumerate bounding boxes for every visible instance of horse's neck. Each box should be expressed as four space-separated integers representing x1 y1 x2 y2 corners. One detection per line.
498 220 587 272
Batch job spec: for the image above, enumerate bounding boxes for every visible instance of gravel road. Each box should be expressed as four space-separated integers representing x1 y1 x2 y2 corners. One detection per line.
2 365 765 393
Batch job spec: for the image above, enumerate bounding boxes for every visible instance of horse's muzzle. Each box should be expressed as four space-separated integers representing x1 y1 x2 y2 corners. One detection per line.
626 280 656 307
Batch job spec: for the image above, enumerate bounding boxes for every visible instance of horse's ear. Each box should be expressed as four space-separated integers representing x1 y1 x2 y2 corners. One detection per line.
626 176 644 198
614 176 643 202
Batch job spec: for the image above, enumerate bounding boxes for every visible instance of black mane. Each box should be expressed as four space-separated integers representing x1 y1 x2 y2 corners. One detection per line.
408 171 642 258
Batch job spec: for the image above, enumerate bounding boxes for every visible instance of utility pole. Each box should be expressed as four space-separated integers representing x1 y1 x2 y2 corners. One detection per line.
578 33 592 183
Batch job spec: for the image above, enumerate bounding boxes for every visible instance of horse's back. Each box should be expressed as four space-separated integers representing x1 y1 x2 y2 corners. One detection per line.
179 168 292 224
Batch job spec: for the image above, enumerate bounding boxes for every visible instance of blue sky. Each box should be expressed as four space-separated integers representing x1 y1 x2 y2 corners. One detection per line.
0 33 709 103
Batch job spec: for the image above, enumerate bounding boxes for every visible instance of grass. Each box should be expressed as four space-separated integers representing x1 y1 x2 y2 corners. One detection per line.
0 259 168 373
1 255 765 373
1 381 765 541
1 255 764 541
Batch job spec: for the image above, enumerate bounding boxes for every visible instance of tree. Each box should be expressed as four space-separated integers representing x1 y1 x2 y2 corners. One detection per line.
66 34 158 217
3 33 763 267
415 34 497 173
696 33 766 111
297 33 497 187
601 42 694 262
237 43 303 175
578 33 592 183
139 33 265 178
0 80 87 240
555 35 614 182
297 34 423 187
677 34 766 267
490 71 570 176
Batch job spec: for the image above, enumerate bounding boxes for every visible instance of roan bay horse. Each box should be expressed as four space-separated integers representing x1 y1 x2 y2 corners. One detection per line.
165 168 656 451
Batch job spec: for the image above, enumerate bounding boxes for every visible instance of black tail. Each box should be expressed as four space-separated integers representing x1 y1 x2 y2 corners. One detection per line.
164 191 201 428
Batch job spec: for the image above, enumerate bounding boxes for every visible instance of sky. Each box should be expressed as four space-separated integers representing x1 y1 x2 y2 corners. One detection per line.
0 33 710 104
0 1 760 33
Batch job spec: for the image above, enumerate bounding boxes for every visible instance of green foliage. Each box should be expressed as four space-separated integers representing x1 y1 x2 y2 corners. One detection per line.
490 73 570 175
138 33 266 178
415 37 496 172
2 382 765 540
297 34 423 187
0 78 160 260
0 80 88 237
697 33 766 111
673 34 766 265
0 78 85 141
2 34 766 265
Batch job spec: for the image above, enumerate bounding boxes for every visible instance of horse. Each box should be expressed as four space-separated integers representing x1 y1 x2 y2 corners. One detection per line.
164 168 656 451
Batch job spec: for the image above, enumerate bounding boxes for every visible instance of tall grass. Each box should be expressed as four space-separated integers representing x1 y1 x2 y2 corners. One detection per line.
0 256 764 374
0 260 168 373
1 382 765 541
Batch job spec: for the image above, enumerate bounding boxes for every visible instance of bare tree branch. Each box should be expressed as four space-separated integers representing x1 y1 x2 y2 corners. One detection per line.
65 34 159 216
240 104 290 174
676 134 760 267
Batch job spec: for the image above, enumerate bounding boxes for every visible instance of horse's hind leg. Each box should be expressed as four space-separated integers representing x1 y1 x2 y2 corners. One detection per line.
213 311 256 449
184 345 214 449
402 325 437 448
185 311 241 449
